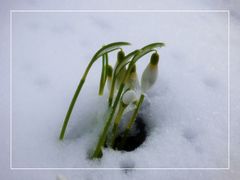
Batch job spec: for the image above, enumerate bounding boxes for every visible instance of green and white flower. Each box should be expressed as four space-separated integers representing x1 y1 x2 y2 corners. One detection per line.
126 64 140 92
141 52 159 93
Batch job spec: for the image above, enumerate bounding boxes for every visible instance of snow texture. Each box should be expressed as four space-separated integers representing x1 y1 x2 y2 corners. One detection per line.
1 0 240 180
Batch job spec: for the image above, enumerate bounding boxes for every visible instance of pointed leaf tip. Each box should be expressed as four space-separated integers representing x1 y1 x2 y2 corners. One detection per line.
95 42 131 59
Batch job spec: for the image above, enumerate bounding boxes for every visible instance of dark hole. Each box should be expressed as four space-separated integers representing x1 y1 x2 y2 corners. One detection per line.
112 116 147 151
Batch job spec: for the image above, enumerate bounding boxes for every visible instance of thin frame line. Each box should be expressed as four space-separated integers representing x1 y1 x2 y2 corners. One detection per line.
10 10 13 170
10 9 229 13
10 9 230 170
11 167 230 170
227 10 231 169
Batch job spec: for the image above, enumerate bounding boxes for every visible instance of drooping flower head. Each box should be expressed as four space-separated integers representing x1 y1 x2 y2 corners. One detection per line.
126 64 140 91
141 52 159 93
115 50 126 89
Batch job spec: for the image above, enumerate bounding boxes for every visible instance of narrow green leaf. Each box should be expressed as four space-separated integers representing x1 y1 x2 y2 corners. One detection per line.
132 49 156 64
141 42 165 51
114 50 140 77
115 61 131 78
98 53 109 95
103 53 108 85
98 55 106 95
59 42 130 140
94 42 130 60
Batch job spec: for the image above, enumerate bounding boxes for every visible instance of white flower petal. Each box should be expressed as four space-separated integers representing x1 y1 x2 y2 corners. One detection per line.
122 90 137 105
141 64 158 93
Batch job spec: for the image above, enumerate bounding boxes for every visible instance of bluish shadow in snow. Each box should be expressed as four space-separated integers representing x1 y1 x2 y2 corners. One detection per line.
89 16 113 31
202 76 220 88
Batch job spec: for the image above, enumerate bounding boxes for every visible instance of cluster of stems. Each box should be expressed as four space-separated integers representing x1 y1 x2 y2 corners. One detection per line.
59 42 165 159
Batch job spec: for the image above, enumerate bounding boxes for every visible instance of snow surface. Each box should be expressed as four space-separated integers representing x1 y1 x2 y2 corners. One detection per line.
1 0 240 180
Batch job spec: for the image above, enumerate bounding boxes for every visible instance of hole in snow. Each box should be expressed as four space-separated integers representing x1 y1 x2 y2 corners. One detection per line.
112 116 147 152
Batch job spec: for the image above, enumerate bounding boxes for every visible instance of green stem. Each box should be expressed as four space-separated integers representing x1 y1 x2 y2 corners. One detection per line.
98 55 106 95
103 54 108 85
108 76 116 106
120 94 145 147
91 83 125 159
108 65 127 107
59 62 93 140
91 63 133 158
110 104 126 147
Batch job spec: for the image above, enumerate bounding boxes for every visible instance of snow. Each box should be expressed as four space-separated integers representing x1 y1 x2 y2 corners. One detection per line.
1 0 240 180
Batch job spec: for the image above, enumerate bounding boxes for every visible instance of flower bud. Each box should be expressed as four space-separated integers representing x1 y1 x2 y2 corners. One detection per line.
126 64 140 91
141 52 159 92
107 64 113 77
117 50 125 63
150 52 159 65
114 50 126 89
122 90 137 105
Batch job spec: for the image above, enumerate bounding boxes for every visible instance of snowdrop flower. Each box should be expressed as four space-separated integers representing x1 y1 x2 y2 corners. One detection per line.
141 52 159 93
106 65 113 91
122 90 138 106
126 64 140 92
